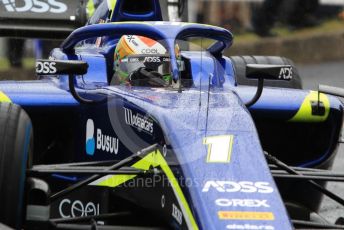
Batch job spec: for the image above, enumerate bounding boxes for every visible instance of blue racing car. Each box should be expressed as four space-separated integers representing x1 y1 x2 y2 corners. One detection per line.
0 0 344 229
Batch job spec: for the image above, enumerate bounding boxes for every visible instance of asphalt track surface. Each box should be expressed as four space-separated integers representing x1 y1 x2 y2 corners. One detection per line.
299 61 344 223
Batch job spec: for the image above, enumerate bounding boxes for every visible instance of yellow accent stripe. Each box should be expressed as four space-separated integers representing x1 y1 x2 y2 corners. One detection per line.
289 91 330 122
97 153 155 187
93 150 199 229
108 0 117 10
157 152 199 230
218 211 275 221
108 0 117 18
87 0 95 18
0 91 11 103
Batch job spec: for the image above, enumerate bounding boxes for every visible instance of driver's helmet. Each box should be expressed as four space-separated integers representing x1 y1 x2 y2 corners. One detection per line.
113 35 172 85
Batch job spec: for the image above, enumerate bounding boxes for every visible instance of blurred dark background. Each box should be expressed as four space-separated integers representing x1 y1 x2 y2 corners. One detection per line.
0 0 343 76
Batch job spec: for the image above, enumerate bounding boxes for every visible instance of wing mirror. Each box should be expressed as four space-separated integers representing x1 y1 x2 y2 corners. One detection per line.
246 64 292 81
245 64 293 107
36 59 88 76
36 59 104 104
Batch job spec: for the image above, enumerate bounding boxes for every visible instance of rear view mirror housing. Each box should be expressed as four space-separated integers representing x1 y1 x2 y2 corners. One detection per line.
36 59 88 76
244 64 293 107
36 59 104 105
246 64 293 81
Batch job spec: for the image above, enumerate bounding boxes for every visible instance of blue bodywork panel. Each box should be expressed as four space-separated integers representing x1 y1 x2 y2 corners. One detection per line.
99 85 293 229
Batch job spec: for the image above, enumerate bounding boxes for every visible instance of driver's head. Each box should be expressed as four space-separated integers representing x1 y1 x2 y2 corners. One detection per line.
113 35 171 85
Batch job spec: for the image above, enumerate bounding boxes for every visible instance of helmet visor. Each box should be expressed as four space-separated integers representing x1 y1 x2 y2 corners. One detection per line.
119 54 172 76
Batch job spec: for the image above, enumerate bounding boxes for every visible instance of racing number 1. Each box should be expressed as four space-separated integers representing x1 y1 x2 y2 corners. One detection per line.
203 135 234 163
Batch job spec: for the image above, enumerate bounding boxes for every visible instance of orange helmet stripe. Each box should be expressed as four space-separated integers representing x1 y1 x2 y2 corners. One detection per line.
137 36 157 47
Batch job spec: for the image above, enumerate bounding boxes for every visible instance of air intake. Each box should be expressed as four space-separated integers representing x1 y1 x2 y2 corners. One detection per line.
111 0 162 22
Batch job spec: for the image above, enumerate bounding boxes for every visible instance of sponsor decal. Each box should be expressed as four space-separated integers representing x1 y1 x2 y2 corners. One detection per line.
2 0 67 13
143 56 161 63
279 67 292 80
124 108 154 135
126 35 135 43
86 119 119 156
215 199 269 208
96 128 119 154
128 56 170 63
131 40 139 46
218 211 274 221
129 57 140 63
36 61 57 74
172 203 183 225
141 49 158 54
226 224 274 230
86 119 95 155
59 199 100 218
202 181 274 194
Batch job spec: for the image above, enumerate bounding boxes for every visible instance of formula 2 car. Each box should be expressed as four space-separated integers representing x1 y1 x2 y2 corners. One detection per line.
0 0 344 229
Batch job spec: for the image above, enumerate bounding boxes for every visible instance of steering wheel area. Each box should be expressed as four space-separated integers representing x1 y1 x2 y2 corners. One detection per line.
129 67 168 87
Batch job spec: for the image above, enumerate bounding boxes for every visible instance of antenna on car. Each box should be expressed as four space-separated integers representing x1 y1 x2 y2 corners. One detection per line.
318 86 321 111
199 37 204 106
205 73 212 134
244 64 293 107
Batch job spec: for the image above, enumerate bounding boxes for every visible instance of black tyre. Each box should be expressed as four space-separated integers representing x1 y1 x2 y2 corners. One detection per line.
230 56 302 89
0 103 33 229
